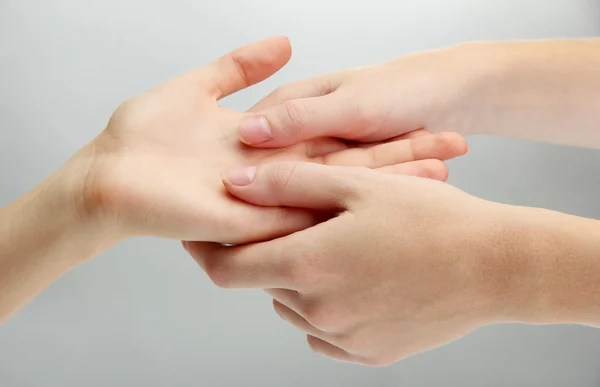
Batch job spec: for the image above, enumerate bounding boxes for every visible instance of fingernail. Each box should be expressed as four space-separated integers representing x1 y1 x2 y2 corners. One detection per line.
223 166 257 186
239 116 272 144
182 241 189 252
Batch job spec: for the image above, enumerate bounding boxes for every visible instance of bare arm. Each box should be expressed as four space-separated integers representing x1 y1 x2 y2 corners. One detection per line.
0 158 114 323
505 205 600 328
0 37 458 323
463 38 600 147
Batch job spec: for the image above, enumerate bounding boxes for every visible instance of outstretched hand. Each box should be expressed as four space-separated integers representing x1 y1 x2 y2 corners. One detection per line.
75 37 466 245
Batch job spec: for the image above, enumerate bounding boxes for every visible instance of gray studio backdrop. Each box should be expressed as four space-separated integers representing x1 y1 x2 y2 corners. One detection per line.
1 1 600 386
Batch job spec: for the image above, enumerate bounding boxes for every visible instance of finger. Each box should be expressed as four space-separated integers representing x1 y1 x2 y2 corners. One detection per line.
184 219 334 290
384 128 432 142
303 137 349 158
306 335 358 364
267 289 331 331
273 300 334 343
186 36 292 101
353 129 432 149
221 162 366 210
184 241 293 289
215 202 322 245
377 159 449 181
239 92 356 147
266 289 303 311
320 132 468 168
248 74 342 112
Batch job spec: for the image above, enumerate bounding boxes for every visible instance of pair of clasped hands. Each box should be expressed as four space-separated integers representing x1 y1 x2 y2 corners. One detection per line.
27 37 501 366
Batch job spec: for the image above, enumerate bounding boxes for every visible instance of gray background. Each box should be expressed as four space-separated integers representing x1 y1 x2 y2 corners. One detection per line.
1 0 600 386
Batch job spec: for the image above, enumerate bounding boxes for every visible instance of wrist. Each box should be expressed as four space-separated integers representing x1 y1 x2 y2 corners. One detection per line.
478 204 600 327
519 210 600 326
450 39 600 145
39 146 123 260
406 41 513 137
0 155 118 322
441 40 517 137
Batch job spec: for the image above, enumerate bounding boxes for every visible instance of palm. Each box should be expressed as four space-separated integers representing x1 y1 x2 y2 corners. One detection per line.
85 37 464 245
95 99 367 243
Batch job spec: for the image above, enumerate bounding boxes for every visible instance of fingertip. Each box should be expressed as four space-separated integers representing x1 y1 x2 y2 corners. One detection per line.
415 159 449 181
269 35 293 66
429 160 449 182
461 138 469 156
438 165 450 182
279 35 292 56
221 166 257 187
453 133 469 156
440 132 469 157
239 116 273 145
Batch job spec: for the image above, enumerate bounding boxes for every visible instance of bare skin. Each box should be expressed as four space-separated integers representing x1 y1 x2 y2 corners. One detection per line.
238 39 600 149
0 37 466 324
184 38 600 366
187 161 600 366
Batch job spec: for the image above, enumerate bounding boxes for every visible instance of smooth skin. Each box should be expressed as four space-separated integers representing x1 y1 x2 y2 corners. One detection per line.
239 39 600 149
0 37 467 324
186 38 600 366
187 161 600 366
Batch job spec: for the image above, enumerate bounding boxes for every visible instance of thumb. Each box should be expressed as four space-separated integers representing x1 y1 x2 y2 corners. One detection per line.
238 93 355 148
221 162 364 210
182 36 292 101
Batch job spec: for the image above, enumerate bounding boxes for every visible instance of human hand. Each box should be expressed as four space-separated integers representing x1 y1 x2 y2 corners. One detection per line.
69 37 466 245
236 42 491 147
185 162 525 366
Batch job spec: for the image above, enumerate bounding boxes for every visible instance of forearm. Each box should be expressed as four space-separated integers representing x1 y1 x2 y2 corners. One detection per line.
497 205 600 327
0 164 115 323
460 38 600 148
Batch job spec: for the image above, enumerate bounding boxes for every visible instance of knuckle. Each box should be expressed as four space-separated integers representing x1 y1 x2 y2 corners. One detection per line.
335 333 361 353
107 96 153 131
304 302 340 332
331 167 370 200
281 250 324 289
267 87 286 101
228 53 250 87
353 101 372 126
407 137 417 160
107 99 135 128
344 98 377 130
269 83 295 101
436 131 457 146
284 259 317 288
266 162 299 194
278 100 307 135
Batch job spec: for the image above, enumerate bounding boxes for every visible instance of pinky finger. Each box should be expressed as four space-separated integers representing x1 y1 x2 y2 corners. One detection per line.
377 159 449 181
306 335 359 364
